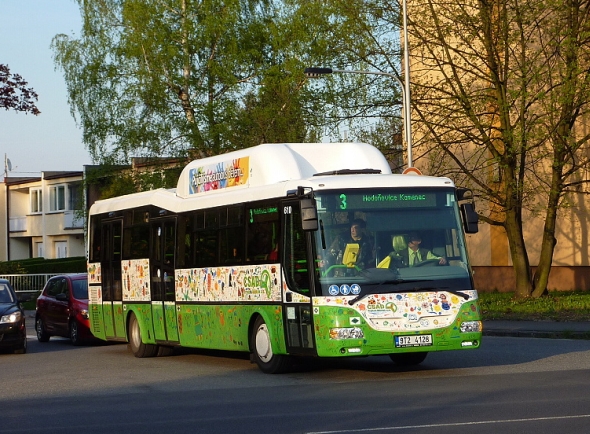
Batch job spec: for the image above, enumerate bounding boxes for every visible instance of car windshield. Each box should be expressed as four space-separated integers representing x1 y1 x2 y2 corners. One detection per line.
72 279 89 299
312 188 474 297
0 283 15 303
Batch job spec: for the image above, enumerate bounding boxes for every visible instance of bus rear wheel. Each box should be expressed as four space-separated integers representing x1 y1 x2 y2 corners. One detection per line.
250 316 291 374
128 312 158 358
389 352 428 366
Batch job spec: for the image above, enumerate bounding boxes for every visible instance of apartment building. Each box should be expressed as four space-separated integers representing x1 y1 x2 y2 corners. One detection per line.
0 171 85 261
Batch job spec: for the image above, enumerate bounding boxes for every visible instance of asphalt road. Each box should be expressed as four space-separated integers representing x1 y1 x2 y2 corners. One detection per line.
2 323 590 433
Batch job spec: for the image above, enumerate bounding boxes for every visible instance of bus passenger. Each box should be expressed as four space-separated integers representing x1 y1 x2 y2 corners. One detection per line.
405 232 446 266
329 219 374 269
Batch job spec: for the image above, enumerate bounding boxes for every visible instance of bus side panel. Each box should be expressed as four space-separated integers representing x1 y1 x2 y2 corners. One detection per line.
126 304 158 344
89 302 106 340
103 303 115 337
165 302 179 341
113 302 126 338
88 301 135 342
313 301 482 357
177 304 286 354
152 303 167 341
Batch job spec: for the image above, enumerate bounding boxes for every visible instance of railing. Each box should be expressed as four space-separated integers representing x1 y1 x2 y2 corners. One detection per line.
9 216 27 232
0 274 58 301
64 210 85 229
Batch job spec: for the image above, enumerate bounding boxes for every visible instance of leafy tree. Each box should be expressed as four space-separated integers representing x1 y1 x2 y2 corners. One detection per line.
0 64 40 115
408 0 590 298
53 0 408 182
52 0 338 173
297 0 406 165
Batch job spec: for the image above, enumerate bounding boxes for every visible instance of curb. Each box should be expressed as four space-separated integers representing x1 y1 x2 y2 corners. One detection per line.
483 329 590 340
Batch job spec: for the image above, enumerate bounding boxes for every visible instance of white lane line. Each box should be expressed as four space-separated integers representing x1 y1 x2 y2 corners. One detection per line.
306 414 590 433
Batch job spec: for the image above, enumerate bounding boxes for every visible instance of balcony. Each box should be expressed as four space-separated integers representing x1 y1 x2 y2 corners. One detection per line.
9 216 26 232
64 210 84 229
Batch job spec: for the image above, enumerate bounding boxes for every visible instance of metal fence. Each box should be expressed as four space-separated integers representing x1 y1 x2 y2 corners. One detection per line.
0 274 58 300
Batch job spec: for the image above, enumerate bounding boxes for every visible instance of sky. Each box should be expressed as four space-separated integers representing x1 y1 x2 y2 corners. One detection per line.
0 0 90 178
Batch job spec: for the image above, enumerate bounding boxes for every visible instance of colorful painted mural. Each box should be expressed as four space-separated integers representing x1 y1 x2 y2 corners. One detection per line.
87 262 102 304
88 262 101 284
313 290 478 332
176 264 281 302
188 157 249 194
122 259 151 302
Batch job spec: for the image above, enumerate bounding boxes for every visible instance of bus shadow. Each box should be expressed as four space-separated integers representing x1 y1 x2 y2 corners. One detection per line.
157 335 590 374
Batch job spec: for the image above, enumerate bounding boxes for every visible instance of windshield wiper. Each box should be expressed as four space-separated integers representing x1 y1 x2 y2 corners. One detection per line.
348 284 470 306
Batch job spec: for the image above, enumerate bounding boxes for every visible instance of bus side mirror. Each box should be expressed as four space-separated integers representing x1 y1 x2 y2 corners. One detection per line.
461 202 479 234
300 198 318 231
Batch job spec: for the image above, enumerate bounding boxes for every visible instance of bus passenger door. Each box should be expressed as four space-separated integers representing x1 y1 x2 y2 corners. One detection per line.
150 217 179 343
101 219 123 339
282 198 316 356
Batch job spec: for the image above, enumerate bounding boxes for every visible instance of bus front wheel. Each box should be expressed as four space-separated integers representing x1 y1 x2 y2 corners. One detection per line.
389 352 428 366
250 316 291 374
128 312 158 358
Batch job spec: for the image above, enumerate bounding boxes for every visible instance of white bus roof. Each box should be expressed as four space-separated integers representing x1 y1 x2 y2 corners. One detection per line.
175 142 392 199
89 143 455 215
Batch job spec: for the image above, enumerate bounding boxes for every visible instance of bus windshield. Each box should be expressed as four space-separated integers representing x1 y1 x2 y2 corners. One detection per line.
312 188 473 299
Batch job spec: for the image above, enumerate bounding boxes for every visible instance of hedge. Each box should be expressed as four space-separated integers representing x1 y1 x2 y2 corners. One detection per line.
0 257 87 274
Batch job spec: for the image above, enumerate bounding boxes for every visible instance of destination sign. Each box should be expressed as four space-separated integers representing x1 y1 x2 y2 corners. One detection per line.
335 192 438 210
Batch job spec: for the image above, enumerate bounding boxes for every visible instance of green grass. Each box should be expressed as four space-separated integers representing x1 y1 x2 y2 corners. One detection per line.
22 300 36 310
479 291 590 321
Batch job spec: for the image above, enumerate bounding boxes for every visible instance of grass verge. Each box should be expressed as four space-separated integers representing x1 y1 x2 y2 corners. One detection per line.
479 291 590 321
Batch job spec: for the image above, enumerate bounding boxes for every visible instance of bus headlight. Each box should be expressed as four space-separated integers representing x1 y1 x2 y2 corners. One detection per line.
329 327 364 340
460 321 482 333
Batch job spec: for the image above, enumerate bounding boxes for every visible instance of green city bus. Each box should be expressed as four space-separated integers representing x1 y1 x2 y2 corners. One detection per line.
87 142 482 373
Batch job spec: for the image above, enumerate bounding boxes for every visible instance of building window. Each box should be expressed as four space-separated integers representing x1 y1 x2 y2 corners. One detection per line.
49 185 66 212
55 241 68 258
30 189 42 213
36 242 44 258
68 182 81 211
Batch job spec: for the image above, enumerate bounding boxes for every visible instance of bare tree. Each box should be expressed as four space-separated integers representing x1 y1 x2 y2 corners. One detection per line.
409 0 590 298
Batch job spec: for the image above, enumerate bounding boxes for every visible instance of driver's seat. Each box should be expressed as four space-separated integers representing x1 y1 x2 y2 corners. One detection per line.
377 235 407 268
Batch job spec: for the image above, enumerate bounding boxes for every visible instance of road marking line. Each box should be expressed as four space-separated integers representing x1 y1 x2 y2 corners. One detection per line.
306 414 590 433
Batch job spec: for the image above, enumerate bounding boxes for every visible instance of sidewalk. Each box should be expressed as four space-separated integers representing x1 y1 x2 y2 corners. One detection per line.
484 320 590 339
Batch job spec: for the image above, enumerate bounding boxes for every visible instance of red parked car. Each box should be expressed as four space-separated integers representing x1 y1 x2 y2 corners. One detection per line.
35 274 92 345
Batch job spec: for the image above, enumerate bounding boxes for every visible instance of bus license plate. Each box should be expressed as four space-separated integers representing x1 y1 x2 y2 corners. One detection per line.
395 334 433 348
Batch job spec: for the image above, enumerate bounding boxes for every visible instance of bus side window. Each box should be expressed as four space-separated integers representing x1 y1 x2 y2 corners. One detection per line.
90 221 101 263
246 203 279 262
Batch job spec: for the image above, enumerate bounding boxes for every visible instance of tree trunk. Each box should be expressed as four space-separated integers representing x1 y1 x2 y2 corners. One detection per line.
532 173 560 298
504 207 532 299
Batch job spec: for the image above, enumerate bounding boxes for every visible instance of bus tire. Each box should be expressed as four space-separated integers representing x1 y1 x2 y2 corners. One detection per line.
250 316 291 374
128 312 158 358
157 345 174 357
389 352 428 366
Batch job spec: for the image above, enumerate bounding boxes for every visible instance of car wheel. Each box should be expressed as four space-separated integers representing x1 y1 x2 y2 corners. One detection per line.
70 320 82 346
128 312 157 358
250 316 291 374
36 317 50 342
389 352 428 366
